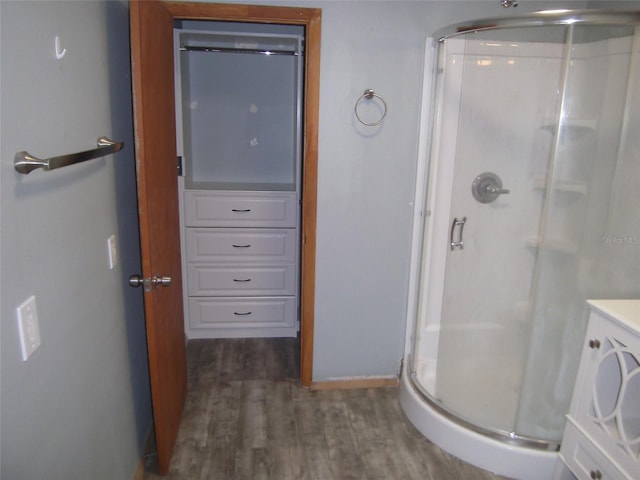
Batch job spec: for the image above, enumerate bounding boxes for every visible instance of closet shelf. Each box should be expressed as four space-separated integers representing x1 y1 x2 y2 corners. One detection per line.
187 180 297 192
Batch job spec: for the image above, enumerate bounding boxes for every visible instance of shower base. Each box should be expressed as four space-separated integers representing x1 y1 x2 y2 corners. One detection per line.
414 353 521 434
399 366 557 480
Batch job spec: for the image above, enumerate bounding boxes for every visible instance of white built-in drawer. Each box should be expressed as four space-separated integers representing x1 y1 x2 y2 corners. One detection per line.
185 228 297 263
188 296 295 330
184 190 297 227
187 264 296 296
560 419 629 480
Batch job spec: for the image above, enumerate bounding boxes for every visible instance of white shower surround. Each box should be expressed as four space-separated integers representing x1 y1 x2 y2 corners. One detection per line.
402 27 639 480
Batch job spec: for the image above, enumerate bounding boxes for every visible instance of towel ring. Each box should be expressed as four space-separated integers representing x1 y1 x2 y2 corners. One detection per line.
354 89 387 126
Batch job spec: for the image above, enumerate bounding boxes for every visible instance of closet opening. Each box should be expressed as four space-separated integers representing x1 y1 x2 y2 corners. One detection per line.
174 20 306 378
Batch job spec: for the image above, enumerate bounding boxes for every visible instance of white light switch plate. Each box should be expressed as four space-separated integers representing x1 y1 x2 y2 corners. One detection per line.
107 234 118 269
17 295 41 361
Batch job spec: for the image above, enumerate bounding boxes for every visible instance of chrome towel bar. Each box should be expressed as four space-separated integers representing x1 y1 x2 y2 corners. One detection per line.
14 136 124 175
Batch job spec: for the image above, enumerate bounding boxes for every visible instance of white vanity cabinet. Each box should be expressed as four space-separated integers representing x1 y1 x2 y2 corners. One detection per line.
556 300 640 480
183 190 299 338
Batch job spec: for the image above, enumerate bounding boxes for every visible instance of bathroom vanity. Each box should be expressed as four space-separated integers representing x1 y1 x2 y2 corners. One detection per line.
556 300 640 480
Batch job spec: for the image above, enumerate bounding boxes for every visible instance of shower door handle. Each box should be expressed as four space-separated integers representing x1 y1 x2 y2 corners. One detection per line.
450 216 467 251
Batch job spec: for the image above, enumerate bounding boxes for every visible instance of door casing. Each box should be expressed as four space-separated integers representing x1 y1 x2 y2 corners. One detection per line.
160 0 320 387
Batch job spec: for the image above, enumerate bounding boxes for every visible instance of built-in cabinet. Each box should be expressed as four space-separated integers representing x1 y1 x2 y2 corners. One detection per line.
555 300 640 480
175 23 304 338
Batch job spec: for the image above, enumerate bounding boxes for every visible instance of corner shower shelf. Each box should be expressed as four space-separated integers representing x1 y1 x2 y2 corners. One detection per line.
525 238 578 256
532 177 588 196
540 117 597 140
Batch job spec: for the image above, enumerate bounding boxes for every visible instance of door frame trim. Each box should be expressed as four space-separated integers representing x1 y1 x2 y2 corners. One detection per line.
157 1 319 386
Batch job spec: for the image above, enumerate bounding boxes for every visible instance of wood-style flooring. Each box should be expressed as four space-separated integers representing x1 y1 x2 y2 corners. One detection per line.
143 338 509 480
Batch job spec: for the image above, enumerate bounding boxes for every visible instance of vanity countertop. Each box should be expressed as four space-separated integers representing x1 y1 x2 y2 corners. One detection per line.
588 299 640 332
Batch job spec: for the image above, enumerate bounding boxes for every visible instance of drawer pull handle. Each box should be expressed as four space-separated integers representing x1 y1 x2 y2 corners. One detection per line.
232 244 251 248
589 470 602 480
589 339 601 349
233 278 252 283
234 311 252 316
232 209 251 213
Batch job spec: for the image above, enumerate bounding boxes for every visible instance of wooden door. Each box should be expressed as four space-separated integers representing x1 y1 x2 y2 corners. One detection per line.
130 0 320 473
130 1 187 475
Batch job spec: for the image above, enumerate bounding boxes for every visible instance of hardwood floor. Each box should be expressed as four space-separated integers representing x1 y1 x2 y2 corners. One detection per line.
143 338 509 480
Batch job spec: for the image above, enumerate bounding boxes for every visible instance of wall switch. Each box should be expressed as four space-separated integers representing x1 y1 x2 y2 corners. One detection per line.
107 234 118 269
17 295 41 361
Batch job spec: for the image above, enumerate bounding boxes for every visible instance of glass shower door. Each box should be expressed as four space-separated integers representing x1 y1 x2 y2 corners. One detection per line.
419 23 640 443
515 24 640 441
430 30 565 434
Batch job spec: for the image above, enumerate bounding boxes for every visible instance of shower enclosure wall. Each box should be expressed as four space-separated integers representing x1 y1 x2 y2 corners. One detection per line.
401 11 640 480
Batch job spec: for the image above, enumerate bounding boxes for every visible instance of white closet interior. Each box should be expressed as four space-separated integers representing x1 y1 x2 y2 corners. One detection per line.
174 21 304 339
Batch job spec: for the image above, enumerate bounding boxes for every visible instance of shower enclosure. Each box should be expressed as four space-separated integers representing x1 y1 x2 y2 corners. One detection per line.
400 10 640 480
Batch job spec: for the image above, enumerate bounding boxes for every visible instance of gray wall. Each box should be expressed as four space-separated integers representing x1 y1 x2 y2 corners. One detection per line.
217 0 593 381
0 1 151 479
2 2 637 478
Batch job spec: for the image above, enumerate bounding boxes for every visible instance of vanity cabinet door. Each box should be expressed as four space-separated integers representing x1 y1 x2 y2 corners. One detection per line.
567 308 640 479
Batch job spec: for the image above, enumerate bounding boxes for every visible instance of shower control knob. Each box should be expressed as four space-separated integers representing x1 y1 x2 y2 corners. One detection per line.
588 339 601 349
471 172 510 203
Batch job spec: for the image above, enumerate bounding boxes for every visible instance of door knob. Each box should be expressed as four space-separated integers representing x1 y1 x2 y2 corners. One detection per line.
129 274 145 288
129 274 172 291
153 275 172 287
